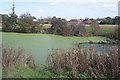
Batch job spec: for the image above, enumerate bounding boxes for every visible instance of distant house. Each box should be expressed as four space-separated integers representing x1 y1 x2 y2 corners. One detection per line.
83 18 92 24
42 18 51 24
96 18 105 24
33 19 37 22
43 20 51 24
78 19 84 24
86 20 91 24
69 19 78 24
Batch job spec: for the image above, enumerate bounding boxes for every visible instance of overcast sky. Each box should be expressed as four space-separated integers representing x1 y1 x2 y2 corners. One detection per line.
0 0 119 20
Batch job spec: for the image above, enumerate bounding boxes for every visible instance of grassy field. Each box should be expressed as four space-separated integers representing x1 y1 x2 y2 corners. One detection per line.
85 25 118 33
41 24 118 33
43 24 52 28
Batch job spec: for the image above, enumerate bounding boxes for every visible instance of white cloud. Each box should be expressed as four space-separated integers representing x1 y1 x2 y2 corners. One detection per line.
102 3 117 12
102 3 116 8
38 9 44 13
91 0 97 4
49 0 61 5
0 0 119 2
47 0 98 6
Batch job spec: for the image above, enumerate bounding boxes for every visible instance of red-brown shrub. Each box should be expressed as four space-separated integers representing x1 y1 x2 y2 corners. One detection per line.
47 45 119 78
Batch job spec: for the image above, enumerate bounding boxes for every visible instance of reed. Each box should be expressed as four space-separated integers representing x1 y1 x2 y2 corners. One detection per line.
47 45 119 78
2 46 36 70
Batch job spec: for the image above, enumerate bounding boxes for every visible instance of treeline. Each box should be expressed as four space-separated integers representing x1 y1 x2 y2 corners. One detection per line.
1 13 91 36
2 13 41 33
50 17 87 36
1 13 119 39
99 16 120 25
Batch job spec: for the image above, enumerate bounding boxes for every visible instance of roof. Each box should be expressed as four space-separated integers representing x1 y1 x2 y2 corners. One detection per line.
33 19 37 22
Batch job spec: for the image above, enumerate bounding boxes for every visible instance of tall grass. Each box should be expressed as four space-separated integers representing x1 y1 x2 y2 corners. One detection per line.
2 46 36 70
2 46 91 78
47 45 119 78
2 45 119 78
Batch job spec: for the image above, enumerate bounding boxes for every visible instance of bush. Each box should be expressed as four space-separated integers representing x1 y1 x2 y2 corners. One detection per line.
74 23 87 36
47 45 119 78
2 46 91 78
51 17 67 35
90 21 100 36
2 14 17 32
2 46 36 70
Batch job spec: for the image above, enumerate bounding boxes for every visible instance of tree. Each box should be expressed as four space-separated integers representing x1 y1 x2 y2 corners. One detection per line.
19 13 35 26
74 23 87 36
51 17 67 35
114 16 120 25
105 17 114 24
90 20 100 35
2 14 17 32
100 17 114 24
60 23 74 36
17 13 36 33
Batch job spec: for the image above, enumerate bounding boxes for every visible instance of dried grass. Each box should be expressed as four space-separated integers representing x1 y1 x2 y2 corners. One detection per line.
47 45 119 78
2 46 36 70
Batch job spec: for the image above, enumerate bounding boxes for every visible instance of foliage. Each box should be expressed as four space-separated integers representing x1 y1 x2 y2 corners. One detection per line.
17 13 36 33
51 17 87 36
74 23 87 36
1 13 119 41
2 46 91 78
51 17 67 35
3 65 91 78
2 13 43 33
3 66 39 78
90 20 100 36
59 23 74 36
99 16 120 25
114 16 120 24
2 46 36 70
2 14 17 32
47 45 119 78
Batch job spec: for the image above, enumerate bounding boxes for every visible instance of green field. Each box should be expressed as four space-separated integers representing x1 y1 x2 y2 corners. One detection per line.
41 24 118 33
43 24 52 28
85 25 118 33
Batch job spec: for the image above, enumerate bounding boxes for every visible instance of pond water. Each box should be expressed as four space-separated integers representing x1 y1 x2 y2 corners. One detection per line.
2 32 117 66
78 44 117 54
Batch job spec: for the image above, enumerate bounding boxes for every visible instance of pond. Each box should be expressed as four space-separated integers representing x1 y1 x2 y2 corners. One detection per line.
78 44 117 54
2 32 118 67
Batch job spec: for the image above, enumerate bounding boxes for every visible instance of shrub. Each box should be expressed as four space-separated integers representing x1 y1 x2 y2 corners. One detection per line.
90 21 100 36
2 46 36 70
51 17 67 35
2 14 17 32
47 45 119 78
74 23 87 36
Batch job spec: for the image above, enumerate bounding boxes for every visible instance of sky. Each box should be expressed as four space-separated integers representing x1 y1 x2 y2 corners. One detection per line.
0 0 119 20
